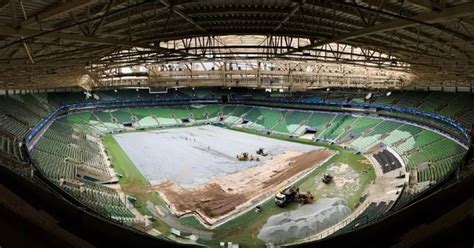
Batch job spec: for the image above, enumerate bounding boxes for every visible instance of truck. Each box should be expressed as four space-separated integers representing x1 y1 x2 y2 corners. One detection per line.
274 186 313 207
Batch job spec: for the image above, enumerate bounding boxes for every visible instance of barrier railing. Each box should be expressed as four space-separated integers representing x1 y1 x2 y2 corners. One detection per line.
26 96 470 147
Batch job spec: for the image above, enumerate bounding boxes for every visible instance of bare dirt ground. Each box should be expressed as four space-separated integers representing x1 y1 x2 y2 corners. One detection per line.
153 149 335 226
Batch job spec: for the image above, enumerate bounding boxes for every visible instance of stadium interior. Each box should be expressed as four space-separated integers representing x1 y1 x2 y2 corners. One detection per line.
0 0 473 247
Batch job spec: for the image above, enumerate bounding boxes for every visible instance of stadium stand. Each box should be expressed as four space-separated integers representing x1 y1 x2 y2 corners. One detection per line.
334 200 395 233
0 89 468 246
306 112 337 132
373 150 402 174
0 115 30 139
28 117 133 223
284 110 312 135
111 109 134 124
258 108 288 133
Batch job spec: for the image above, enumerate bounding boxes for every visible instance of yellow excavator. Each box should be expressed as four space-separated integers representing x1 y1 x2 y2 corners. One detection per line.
236 152 259 161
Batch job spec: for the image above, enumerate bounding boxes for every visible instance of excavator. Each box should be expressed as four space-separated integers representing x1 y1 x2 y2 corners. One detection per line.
321 174 334 184
236 152 259 161
274 185 314 207
256 148 268 156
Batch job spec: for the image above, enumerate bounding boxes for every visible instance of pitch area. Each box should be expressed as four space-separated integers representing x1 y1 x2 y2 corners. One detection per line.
102 125 375 246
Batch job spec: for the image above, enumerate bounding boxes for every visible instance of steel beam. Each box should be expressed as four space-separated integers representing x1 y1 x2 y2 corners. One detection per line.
0 0 8 12
0 24 150 47
20 0 96 28
160 0 206 32
280 1 474 56
274 1 303 31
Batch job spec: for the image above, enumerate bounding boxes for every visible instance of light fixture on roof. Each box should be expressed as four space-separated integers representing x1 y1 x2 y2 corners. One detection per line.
84 91 92 99
326 88 330 92
386 91 392 96
114 89 118 93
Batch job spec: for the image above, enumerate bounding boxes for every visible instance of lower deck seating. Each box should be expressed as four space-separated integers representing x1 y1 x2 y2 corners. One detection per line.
457 109 474 128
30 119 134 222
306 112 337 131
373 150 402 173
335 201 394 234
111 110 134 123
13 96 469 228
60 181 135 222
65 105 468 186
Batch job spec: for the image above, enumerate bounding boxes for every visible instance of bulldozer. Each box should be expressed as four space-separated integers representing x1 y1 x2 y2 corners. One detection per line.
236 152 259 161
256 148 268 156
274 186 314 208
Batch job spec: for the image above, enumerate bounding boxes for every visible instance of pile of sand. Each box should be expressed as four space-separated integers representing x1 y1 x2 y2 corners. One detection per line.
258 198 351 244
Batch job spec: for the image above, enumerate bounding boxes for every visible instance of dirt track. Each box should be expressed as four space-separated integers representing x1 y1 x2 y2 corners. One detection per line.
154 149 335 225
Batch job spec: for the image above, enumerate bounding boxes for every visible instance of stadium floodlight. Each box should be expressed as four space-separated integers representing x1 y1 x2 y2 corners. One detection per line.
84 91 92 99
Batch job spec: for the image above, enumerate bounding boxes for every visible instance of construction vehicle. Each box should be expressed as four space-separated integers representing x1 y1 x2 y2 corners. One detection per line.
322 174 333 184
256 148 268 156
236 152 259 161
274 186 314 207
237 152 249 161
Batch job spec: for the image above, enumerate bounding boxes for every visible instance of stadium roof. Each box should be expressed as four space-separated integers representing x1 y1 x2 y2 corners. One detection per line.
1 0 474 89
